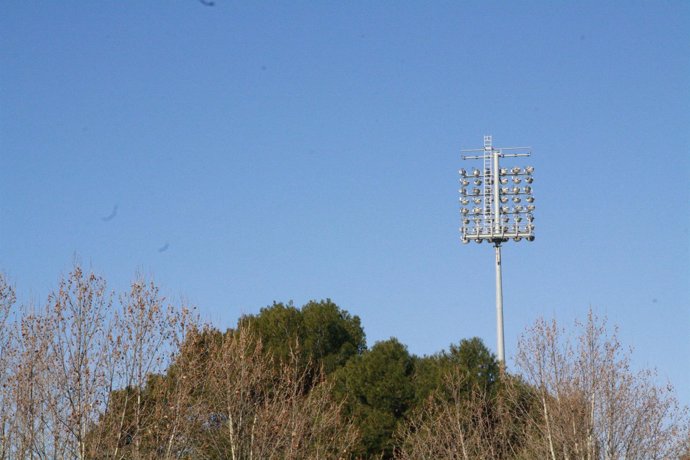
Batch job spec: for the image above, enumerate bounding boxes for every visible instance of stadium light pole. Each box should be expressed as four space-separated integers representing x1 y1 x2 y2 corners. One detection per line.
459 135 535 365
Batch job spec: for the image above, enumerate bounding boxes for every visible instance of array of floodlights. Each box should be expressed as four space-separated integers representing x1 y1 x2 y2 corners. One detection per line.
459 146 535 244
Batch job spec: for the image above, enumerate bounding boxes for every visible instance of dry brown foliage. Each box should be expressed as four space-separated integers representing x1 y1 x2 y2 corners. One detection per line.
513 311 689 460
181 326 359 459
395 368 525 460
0 267 358 459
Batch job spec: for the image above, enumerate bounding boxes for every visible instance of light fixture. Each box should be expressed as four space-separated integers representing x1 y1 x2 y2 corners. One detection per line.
461 208 469 215
461 198 469 205
459 135 536 365
462 179 470 186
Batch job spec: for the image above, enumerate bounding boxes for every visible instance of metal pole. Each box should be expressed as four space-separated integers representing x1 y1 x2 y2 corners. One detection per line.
494 242 505 364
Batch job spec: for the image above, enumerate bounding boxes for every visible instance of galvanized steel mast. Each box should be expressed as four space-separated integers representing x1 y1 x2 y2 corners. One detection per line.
459 135 535 365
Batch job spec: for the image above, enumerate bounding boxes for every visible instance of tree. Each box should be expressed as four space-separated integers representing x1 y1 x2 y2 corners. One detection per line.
46 267 113 460
174 326 359 459
412 337 500 405
0 274 16 458
334 338 415 459
513 311 689 459
86 277 197 459
239 299 366 378
395 338 531 460
301 299 366 374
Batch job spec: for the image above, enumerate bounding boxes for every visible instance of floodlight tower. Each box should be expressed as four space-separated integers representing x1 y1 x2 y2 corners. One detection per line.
459 135 535 365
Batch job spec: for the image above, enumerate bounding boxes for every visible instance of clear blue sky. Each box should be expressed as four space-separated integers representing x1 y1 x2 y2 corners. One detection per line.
2 2 688 402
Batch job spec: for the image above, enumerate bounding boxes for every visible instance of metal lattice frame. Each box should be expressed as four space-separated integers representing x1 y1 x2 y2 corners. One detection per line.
459 135 535 244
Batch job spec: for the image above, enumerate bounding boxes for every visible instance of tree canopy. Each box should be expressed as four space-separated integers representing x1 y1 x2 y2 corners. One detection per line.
0 267 687 459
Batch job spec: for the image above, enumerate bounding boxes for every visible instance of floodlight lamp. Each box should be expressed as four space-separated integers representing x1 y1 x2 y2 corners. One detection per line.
472 168 480 177
501 217 509 223
527 205 535 212
500 177 508 184
526 196 534 203
526 166 534 174
527 235 535 241
512 197 521 203
476 238 483 244
473 197 481 204
525 176 534 184
500 196 508 203
524 186 532 194
501 187 509 194
515 205 524 212
515 216 522 222
459 168 467 177
500 168 508 175
501 206 510 213
460 188 467 196
463 218 470 224
513 177 521 184
462 179 470 186
511 167 521 174
462 239 470 244
461 208 469 215
461 198 469 205
512 187 520 194
473 188 481 195
527 214 534 222
513 236 522 242
474 179 482 185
